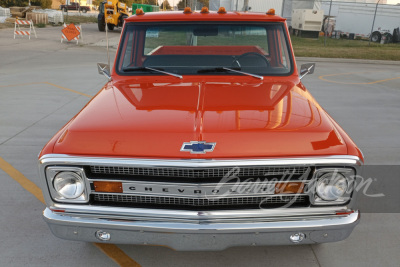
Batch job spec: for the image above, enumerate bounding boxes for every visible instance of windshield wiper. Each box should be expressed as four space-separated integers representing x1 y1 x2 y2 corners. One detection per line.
122 67 182 79
197 67 263 80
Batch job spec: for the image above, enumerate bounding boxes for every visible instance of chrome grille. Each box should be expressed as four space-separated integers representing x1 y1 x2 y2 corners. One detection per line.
93 194 307 207
90 166 309 178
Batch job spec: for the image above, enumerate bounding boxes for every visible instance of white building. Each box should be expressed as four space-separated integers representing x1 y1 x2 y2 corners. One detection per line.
210 0 399 32
210 0 321 26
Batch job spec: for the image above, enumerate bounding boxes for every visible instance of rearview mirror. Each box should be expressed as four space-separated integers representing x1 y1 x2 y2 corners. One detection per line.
97 63 111 81
299 63 315 79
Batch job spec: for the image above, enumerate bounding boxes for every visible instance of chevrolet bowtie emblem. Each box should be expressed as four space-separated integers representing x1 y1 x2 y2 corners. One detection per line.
180 141 216 154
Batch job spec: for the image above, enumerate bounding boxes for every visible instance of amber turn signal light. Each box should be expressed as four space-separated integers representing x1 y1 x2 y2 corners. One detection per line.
94 181 123 193
49 207 65 213
267 8 275 15
200 7 209 14
275 182 304 194
218 7 227 14
183 7 192 14
335 210 355 215
136 8 144 15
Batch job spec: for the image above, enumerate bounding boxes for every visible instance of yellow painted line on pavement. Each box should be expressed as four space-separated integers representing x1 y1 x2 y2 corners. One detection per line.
319 71 400 85
0 80 142 265
1 81 140 265
366 76 400 84
94 243 142 267
44 82 93 98
0 156 141 267
0 156 45 204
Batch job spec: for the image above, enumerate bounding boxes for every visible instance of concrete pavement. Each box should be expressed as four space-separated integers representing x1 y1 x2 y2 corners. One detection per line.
1 23 399 267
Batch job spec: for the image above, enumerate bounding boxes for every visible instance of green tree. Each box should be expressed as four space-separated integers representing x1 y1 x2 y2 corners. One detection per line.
159 0 171 10
92 0 102 8
177 0 185 9
177 0 209 9
40 0 52 8
0 0 49 8
22 0 51 8
123 0 134 9
199 0 208 7
0 0 28 7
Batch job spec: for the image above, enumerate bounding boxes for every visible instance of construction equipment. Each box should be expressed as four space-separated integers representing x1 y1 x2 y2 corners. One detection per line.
98 0 129 32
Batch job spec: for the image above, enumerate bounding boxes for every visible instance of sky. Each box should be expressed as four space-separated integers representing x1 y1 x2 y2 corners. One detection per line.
387 0 399 4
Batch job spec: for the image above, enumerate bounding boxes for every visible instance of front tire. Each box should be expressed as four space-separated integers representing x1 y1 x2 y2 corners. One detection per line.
383 32 392 43
107 24 115 31
370 31 381 42
82 9 87 13
63 8 67 12
98 15 105 32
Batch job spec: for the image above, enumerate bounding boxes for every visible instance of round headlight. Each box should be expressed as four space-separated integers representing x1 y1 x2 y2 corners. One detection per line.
53 172 84 199
316 173 348 201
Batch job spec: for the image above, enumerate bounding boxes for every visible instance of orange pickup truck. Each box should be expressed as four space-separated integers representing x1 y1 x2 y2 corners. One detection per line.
39 7 363 251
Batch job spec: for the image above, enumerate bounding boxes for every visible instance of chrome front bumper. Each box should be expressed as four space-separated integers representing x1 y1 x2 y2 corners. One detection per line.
43 208 360 251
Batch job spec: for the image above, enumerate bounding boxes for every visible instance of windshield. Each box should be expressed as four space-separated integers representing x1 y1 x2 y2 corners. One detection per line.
117 22 293 76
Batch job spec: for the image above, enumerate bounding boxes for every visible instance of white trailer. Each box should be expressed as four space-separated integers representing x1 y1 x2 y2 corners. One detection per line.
321 2 400 40
210 0 286 15
209 0 321 26
291 9 324 38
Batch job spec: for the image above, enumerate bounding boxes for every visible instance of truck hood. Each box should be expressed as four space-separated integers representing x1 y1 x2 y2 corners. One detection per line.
53 77 348 158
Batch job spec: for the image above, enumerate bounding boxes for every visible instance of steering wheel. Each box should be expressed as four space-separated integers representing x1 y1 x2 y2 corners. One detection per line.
233 52 270 68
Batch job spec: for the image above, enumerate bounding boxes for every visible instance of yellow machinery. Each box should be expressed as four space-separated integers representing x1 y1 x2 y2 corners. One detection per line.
98 0 129 31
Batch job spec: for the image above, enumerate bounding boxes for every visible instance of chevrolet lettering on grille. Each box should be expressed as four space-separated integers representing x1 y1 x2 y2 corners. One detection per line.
122 182 276 198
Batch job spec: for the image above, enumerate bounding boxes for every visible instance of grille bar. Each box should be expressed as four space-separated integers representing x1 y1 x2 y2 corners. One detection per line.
90 166 310 178
93 194 307 207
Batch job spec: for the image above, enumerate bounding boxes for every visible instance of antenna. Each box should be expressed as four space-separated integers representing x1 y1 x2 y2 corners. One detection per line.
105 18 110 71
97 2 111 82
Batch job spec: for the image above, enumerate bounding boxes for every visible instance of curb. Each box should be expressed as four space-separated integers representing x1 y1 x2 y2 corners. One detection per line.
296 57 400 65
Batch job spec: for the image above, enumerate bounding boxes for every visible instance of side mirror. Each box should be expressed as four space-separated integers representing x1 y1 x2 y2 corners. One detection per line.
97 63 112 81
299 63 315 79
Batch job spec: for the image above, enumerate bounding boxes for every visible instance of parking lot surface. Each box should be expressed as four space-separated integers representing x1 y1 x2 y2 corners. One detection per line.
1 24 399 267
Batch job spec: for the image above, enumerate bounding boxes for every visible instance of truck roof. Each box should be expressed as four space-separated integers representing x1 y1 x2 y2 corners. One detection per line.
125 10 286 23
